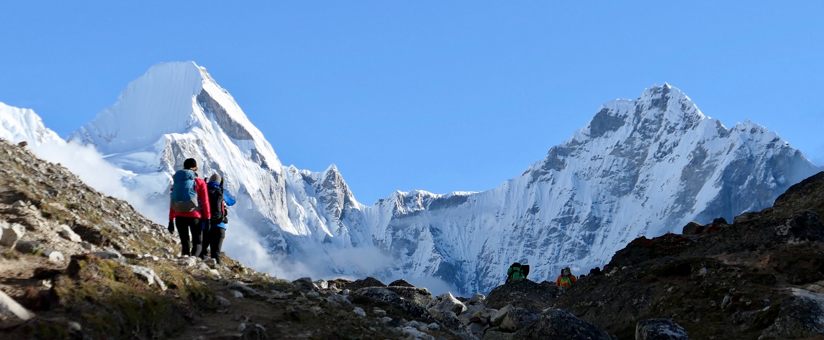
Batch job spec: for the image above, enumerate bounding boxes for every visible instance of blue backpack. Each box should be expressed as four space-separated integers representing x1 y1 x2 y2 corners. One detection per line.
171 170 198 212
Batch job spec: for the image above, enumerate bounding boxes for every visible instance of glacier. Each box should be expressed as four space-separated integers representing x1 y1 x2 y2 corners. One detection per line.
2 61 819 294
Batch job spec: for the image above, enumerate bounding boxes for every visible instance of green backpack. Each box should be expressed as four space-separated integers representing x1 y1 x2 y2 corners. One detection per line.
507 263 528 282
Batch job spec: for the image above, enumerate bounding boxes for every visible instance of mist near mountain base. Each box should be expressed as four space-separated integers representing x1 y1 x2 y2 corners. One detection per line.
30 141 167 223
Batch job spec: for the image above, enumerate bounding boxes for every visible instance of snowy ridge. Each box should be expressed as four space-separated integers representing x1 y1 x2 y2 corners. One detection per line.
5 62 818 295
0 102 64 147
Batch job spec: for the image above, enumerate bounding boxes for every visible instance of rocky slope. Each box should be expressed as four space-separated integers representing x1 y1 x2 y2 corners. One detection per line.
552 170 824 339
63 62 820 294
0 140 470 339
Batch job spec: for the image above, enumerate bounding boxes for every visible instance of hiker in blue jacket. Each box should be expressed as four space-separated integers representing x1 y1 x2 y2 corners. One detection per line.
201 173 231 264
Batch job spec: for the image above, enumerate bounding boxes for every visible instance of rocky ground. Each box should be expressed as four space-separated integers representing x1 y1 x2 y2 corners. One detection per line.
2 138 824 340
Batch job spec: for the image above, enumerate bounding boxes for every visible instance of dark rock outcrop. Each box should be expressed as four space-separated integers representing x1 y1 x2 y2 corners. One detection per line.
485 280 560 311
514 308 611 339
635 319 688 340
555 172 824 339
388 279 415 288
343 277 386 291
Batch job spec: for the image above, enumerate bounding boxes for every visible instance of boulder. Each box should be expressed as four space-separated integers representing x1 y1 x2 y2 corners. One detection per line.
215 294 231 307
459 303 489 325
353 306 366 318
681 221 704 235
515 308 611 339
58 224 82 243
635 319 688 340
388 279 415 288
351 287 432 321
93 250 125 263
344 277 386 291
426 292 468 329
326 293 351 306
14 240 42 254
292 277 318 292
241 323 267 340
468 293 486 305
498 307 540 332
400 324 435 340
130 265 167 291
46 250 65 263
486 280 561 311
0 223 25 248
760 289 824 338
387 286 433 306
491 305 513 326
228 281 264 299
372 307 387 317
178 256 197 267
608 234 694 269
315 280 329 290
428 292 467 315
205 258 218 269
469 322 488 338
0 290 34 327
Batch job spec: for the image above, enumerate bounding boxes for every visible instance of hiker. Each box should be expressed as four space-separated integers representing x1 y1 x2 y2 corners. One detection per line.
168 158 211 257
506 262 530 283
556 267 577 288
200 173 229 264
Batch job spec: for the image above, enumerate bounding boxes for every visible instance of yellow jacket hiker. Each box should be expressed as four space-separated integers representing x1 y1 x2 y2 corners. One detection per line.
556 267 577 288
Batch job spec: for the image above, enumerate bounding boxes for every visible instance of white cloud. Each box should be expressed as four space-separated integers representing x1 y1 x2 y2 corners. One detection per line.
30 141 167 223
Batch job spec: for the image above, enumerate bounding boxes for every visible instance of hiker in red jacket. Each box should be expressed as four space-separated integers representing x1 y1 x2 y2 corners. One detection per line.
168 158 211 257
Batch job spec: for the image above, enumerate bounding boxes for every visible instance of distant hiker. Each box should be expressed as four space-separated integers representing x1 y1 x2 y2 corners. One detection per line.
168 158 211 257
506 262 530 283
556 267 577 288
200 173 229 264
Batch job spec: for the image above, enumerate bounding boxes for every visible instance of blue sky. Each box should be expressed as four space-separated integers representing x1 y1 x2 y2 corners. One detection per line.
1 1 822 203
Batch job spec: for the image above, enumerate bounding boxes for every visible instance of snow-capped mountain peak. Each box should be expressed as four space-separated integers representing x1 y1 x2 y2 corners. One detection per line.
585 84 707 141
0 102 64 146
72 61 281 172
